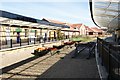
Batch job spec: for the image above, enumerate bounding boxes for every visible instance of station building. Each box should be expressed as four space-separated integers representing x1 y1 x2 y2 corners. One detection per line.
41 18 80 38
0 10 75 45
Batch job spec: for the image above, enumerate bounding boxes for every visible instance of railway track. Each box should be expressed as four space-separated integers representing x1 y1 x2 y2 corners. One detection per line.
1 46 75 79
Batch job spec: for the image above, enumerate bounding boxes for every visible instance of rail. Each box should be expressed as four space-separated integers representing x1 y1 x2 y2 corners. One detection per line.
97 37 120 80
0 37 69 50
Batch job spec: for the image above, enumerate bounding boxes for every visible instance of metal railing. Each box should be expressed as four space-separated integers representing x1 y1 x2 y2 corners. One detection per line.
97 37 120 80
0 37 70 50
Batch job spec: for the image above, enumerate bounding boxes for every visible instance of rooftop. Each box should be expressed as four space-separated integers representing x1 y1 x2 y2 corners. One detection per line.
91 27 103 33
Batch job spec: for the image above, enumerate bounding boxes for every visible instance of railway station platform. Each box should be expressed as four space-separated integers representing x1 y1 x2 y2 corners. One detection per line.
37 44 100 79
1 42 100 80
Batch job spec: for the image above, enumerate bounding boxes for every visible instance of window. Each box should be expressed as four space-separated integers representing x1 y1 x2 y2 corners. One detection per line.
74 28 76 29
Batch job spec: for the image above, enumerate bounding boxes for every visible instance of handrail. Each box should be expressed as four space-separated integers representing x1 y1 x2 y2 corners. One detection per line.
97 37 120 80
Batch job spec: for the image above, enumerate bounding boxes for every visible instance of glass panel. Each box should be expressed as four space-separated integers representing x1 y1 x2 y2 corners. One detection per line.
92 0 120 31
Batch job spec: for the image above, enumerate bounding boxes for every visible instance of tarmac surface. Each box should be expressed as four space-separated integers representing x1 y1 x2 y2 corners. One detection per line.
38 44 100 79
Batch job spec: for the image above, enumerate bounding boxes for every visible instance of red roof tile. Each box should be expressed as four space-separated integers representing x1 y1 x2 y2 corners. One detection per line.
70 24 83 29
42 18 66 24
85 26 94 32
91 27 103 33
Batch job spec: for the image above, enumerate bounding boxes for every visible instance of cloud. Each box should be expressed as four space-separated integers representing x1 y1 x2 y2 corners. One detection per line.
1 1 96 26
42 6 88 21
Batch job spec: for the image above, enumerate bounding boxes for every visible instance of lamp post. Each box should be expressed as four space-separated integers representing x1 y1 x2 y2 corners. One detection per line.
0 25 2 49
86 28 88 36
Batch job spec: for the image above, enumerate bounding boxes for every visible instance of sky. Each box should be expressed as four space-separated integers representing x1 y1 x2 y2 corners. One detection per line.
0 0 96 27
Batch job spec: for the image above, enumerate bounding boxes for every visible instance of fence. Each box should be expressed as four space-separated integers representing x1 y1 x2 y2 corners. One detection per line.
97 37 120 80
0 37 70 50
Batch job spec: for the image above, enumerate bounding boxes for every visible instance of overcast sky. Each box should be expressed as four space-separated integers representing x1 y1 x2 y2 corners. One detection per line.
0 0 96 27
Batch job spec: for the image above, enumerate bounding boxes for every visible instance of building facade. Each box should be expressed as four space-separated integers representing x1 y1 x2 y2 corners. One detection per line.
0 10 70 46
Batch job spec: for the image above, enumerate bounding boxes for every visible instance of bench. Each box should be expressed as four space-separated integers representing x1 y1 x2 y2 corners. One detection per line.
71 46 86 58
86 42 96 59
71 42 96 58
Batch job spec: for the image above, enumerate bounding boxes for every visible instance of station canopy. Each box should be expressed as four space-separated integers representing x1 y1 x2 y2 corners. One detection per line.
0 10 69 29
92 0 120 31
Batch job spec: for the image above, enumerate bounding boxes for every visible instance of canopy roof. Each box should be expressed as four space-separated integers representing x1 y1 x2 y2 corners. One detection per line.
0 10 69 29
92 0 120 31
